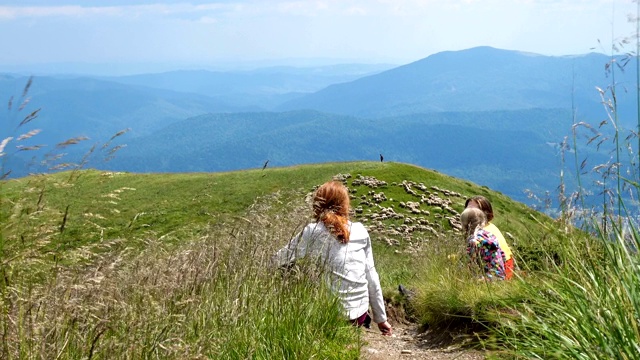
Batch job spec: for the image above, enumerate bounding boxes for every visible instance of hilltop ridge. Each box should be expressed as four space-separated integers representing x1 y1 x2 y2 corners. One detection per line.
3 161 551 265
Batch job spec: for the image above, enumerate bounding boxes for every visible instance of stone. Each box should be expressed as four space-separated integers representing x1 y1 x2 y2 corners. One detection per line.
332 173 351 182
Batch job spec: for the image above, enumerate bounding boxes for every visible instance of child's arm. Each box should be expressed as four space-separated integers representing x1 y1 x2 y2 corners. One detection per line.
467 235 479 262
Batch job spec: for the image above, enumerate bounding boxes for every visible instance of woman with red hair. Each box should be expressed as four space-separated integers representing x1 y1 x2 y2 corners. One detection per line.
274 181 393 336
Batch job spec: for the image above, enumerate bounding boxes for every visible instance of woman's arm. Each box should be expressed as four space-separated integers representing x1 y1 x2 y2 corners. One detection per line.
272 229 308 267
364 234 392 335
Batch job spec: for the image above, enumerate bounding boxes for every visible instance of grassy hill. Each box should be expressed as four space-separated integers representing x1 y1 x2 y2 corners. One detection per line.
1 161 564 359
5 160 639 359
2 161 552 258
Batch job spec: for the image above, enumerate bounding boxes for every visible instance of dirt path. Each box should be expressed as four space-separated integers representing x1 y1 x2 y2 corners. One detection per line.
360 324 485 360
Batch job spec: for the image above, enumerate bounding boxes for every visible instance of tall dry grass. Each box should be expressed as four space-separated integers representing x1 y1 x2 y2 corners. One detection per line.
1 191 360 359
487 215 640 359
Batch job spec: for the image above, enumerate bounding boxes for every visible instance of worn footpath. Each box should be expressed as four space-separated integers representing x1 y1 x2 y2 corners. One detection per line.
360 324 485 360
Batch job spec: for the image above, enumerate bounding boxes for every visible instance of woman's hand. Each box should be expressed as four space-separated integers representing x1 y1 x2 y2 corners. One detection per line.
378 321 393 336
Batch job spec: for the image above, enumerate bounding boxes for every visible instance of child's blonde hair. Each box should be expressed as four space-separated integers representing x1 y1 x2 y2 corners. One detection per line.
460 207 487 236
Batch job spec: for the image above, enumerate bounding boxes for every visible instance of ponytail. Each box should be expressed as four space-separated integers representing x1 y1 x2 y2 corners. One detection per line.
313 181 351 243
320 210 350 243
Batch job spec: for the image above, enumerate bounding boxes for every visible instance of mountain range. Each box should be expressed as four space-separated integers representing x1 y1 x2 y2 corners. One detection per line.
1 46 634 206
279 46 635 121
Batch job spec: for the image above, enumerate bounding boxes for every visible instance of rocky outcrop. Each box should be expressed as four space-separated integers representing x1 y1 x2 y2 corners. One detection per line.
352 174 388 188
350 176 466 240
305 174 469 249
332 173 352 182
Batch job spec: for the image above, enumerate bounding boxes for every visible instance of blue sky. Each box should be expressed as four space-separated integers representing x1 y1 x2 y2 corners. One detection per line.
0 0 637 73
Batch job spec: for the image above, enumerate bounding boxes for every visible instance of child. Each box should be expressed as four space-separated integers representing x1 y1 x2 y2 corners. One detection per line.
460 207 506 281
273 181 393 336
465 195 514 280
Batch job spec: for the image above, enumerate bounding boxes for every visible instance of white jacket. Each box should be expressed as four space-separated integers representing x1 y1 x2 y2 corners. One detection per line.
273 221 387 323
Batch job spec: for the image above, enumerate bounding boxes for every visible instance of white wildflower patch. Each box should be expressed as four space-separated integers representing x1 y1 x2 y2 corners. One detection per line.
102 187 136 201
100 171 126 177
83 212 106 220
112 187 136 193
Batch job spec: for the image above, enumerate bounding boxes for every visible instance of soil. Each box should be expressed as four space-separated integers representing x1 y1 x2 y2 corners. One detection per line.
359 323 486 360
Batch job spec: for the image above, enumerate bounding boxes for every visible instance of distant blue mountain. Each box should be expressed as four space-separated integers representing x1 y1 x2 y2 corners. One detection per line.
0 74 244 177
1 47 632 208
104 64 395 109
0 74 241 142
0 64 392 177
278 47 636 124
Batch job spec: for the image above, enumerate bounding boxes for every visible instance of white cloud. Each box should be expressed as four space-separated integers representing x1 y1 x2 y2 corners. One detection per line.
275 1 335 16
0 3 241 20
0 5 123 19
1 0 625 21
0 0 636 67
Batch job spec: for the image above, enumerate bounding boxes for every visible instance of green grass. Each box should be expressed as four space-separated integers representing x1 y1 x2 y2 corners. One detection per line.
486 217 640 359
0 160 561 359
1 161 552 255
411 237 527 339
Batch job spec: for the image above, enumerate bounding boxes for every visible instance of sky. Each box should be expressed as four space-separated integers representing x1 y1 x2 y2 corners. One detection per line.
0 0 638 74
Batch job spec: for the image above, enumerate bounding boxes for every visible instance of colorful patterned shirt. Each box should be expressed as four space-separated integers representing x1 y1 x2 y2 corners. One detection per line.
467 228 506 280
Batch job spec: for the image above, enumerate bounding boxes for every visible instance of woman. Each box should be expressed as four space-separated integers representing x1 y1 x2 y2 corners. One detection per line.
273 181 393 335
464 195 514 279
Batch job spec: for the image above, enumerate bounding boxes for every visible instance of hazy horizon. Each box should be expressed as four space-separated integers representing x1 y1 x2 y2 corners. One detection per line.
0 47 620 77
0 57 402 76
0 1 636 76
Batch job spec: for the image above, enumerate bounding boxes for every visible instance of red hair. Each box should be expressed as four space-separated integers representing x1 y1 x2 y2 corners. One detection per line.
313 181 351 243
